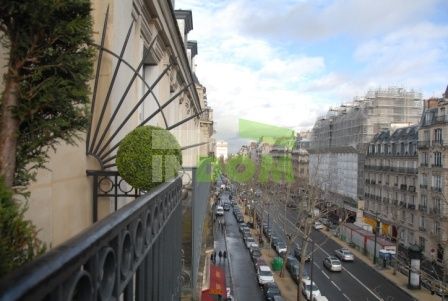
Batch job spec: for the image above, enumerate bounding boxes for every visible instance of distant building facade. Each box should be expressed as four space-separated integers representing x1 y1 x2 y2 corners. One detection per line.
309 87 423 212
364 126 418 249
417 92 448 262
215 140 228 160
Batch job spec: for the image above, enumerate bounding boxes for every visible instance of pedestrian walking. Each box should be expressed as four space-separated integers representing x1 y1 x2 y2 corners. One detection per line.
210 252 214 264
218 250 223 262
223 250 227 260
212 251 216 264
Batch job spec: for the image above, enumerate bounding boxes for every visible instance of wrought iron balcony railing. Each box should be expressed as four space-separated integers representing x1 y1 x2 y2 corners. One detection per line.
418 141 430 149
0 177 183 301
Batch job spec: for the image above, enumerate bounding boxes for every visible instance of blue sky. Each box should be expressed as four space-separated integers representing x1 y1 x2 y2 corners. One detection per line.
176 0 448 152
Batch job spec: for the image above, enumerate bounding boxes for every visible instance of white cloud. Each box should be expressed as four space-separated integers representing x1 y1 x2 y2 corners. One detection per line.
242 0 440 41
176 0 448 152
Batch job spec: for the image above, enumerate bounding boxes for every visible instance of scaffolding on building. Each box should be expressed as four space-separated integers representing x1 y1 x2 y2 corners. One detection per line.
311 87 423 151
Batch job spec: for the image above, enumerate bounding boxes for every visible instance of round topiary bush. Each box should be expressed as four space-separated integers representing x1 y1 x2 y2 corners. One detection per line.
116 126 182 191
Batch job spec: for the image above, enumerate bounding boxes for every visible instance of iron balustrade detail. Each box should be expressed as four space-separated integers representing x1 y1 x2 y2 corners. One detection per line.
418 141 430 149
87 170 142 222
0 177 183 301
432 140 444 147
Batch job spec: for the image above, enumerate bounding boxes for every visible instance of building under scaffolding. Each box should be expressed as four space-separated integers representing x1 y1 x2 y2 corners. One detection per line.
309 87 423 210
311 87 423 151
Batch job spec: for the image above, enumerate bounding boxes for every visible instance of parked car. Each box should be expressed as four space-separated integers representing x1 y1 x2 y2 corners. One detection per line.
286 256 309 283
323 256 342 272
301 279 321 300
249 242 259 251
334 248 354 262
223 203 231 211
273 296 285 301
275 241 287 255
251 248 262 262
271 236 279 248
313 221 324 230
263 282 281 300
255 258 267 270
245 237 256 249
263 227 272 238
257 265 275 285
215 206 224 216
294 244 311 262
312 296 329 301
319 218 330 227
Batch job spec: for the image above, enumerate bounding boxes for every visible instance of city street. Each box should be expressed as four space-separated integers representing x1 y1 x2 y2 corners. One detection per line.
255 199 416 301
220 191 264 301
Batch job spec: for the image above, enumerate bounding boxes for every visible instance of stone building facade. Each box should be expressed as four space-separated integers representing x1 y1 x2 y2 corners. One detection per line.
364 126 419 248
417 94 448 262
3 0 212 247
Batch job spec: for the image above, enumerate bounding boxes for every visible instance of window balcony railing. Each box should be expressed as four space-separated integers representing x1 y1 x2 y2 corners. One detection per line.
407 204 416 210
420 184 428 190
432 140 444 147
408 186 416 192
432 163 443 168
432 186 443 193
0 177 183 301
418 141 430 149
419 226 426 232
400 184 407 191
420 163 429 167
418 204 427 212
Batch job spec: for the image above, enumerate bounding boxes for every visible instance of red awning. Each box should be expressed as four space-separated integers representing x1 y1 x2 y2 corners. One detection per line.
201 264 226 299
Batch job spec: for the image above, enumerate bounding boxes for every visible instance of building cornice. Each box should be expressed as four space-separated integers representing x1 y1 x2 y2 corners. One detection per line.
174 9 193 34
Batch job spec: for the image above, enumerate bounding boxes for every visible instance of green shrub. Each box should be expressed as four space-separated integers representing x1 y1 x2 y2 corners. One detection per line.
116 126 182 191
0 179 46 277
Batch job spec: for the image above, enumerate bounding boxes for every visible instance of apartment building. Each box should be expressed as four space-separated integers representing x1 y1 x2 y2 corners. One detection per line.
417 93 448 262
310 87 423 214
364 125 418 248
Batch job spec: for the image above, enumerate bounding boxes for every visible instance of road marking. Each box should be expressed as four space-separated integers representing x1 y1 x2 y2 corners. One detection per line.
322 271 330 279
331 280 341 291
258 203 385 301
343 293 351 301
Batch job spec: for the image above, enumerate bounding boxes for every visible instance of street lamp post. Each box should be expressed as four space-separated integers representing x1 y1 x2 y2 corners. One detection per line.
373 214 380 264
310 239 315 297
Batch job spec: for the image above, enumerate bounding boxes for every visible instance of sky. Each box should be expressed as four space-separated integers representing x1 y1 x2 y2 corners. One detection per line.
175 0 448 153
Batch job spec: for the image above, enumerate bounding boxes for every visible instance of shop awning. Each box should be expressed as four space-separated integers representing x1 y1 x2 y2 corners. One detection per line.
201 265 226 299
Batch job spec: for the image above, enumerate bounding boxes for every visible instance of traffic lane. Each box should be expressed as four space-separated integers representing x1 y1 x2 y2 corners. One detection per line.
274 202 414 301
312 244 382 301
311 231 415 301
225 207 264 301
310 261 351 301
262 206 351 301
264 203 390 301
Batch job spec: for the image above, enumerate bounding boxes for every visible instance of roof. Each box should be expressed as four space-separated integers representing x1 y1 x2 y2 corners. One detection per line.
174 10 193 34
371 125 418 143
307 146 358 154
259 265 271 271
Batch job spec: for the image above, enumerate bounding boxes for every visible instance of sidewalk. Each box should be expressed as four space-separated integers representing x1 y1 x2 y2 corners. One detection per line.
212 217 232 292
260 247 299 301
321 228 441 301
244 206 298 301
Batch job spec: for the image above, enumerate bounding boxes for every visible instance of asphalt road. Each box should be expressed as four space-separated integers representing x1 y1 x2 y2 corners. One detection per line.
255 199 416 301
221 190 264 301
